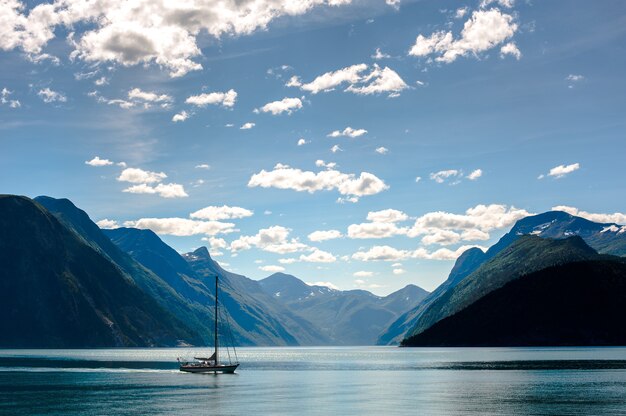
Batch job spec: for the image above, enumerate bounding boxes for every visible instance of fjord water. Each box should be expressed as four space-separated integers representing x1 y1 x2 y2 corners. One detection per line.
1 347 626 415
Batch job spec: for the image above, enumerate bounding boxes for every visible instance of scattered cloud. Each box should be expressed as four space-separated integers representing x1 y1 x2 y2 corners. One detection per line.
38 87 66 103
260 265 285 273
331 145 342 153
288 63 408 97
551 206 626 225
385 0 400 10
352 244 486 261
2 0 353 78
240 122 255 129
354 271 374 277
375 147 388 155
255 97 302 115
308 281 339 290
367 209 409 223
297 138 308 146
195 164 210 169
172 110 189 122
230 226 309 254
372 48 391 60
566 74 584 82
300 249 336 263
85 156 113 166
122 183 188 198
1 88 21 108
430 169 461 184
96 219 119 229
409 8 518 64
467 169 483 180
248 162 389 200
190 205 254 221
308 229 343 242
186 89 237 107
500 42 521 59
348 222 407 239
455 6 469 19
124 217 235 236
328 127 368 138
117 167 167 184
542 163 580 179
392 268 405 275
128 88 172 103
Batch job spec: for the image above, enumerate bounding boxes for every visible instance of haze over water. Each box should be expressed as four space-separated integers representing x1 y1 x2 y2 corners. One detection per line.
1 347 626 415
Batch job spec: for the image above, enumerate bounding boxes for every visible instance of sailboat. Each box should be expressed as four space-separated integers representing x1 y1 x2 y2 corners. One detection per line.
179 273 239 374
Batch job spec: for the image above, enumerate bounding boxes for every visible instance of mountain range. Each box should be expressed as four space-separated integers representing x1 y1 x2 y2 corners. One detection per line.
2 194 625 348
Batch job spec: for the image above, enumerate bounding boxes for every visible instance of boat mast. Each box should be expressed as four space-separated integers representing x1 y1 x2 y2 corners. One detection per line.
215 273 219 365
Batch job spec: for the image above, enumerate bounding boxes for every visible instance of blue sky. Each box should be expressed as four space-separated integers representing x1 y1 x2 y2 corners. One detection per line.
1 0 625 294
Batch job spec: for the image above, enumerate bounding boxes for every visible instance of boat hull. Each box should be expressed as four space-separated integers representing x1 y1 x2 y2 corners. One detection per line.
179 363 239 374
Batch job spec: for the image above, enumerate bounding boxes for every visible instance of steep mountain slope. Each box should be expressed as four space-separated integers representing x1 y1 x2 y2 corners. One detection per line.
35 196 210 343
0 195 199 348
183 248 330 345
259 274 429 345
403 259 626 346
378 210 626 344
405 235 598 339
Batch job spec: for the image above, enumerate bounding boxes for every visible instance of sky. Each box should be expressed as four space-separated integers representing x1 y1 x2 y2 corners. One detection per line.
1 0 625 295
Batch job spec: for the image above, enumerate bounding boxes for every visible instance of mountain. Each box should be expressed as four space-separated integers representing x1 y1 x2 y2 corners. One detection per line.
378 210 626 344
259 273 429 345
402 259 626 346
35 196 210 343
183 247 331 345
0 195 199 347
404 235 599 340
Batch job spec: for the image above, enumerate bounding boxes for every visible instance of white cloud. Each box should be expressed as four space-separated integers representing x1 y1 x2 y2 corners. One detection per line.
190 205 253 221
547 163 580 179
195 164 210 169
289 63 408 97
1 87 21 108
294 63 367 94
2 0 353 78
240 122 255 129
117 167 167 184
328 127 367 138
94 76 108 86
123 183 188 198
172 110 189 122
85 156 113 166
385 0 400 9
345 65 408 97
566 74 584 82
352 244 486 262
500 42 521 59
455 7 469 18
300 249 336 263
354 271 374 277
430 169 461 184
37 87 66 103
128 87 172 103
308 229 343 242
230 225 309 254
409 8 518 64
256 97 302 115
248 163 388 199
367 209 408 223
480 0 514 8
124 217 235 236
278 258 298 264
551 206 626 225
392 268 405 275
415 176 422 183
421 229 461 246
391 263 402 267
375 147 388 155
297 138 308 146
467 169 483 180
201 236 228 250
372 48 391 60
460 229 491 241
260 265 285 273
348 222 408 239
186 89 237 107
408 204 531 238
96 218 119 229
331 145 342 153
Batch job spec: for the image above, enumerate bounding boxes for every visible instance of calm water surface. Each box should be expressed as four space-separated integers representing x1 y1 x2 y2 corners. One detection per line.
1 347 626 415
